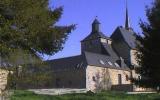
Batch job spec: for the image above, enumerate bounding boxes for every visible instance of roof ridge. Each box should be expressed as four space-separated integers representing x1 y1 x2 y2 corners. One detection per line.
47 55 82 62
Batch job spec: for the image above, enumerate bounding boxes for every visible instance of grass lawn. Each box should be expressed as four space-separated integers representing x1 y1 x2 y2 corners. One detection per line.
10 90 160 100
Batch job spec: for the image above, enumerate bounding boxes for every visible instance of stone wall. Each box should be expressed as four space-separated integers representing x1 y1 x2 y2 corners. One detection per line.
52 69 86 88
86 65 131 91
0 69 9 94
108 68 131 85
130 49 138 66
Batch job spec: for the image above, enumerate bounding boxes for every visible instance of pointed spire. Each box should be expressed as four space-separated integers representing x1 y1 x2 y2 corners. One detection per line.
125 0 131 30
92 17 100 33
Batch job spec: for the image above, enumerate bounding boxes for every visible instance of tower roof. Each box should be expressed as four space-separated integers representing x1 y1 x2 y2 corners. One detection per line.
92 18 100 33
92 18 100 24
125 0 131 30
81 18 110 42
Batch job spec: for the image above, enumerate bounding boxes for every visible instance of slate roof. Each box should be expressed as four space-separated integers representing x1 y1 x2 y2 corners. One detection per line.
81 32 110 42
81 18 111 42
46 55 87 71
111 26 137 49
47 52 130 71
101 43 119 59
92 18 100 24
84 52 130 71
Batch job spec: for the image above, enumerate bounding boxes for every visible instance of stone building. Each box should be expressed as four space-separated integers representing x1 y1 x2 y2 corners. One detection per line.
47 7 140 91
0 5 141 92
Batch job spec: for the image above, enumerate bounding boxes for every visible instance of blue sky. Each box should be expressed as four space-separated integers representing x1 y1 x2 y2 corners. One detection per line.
44 0 153 60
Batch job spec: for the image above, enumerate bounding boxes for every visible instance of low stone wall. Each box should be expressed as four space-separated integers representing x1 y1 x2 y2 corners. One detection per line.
133 85 156 92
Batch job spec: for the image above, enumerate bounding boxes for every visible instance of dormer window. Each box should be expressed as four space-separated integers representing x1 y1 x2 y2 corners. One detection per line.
99 60 105 65
108 61 113 66
100 38 112 45
114 63 120 67
107 40 112 44
100 38 107 43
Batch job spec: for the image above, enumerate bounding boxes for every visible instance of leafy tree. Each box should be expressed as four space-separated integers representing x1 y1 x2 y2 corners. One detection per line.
135 0 160 89
0 0 75 57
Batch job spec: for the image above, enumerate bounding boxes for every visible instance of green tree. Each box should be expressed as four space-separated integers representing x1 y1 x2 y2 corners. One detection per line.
135 0 160 89
0 0 75 57
0 0 75 90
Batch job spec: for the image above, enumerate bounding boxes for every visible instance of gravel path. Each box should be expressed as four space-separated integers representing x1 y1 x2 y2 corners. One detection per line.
28 88 87 95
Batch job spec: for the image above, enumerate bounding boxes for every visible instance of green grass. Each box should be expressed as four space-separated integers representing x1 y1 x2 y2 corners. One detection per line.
10 90 160 100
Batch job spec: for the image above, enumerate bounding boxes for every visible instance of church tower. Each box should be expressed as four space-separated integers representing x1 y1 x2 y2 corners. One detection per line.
81 18 112 55
111 0 137 66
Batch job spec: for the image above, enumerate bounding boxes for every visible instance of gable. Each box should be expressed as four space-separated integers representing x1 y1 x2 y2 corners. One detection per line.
111 26 137 49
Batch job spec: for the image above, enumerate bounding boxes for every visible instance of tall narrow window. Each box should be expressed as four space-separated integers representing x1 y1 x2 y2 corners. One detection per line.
126 75 129 81
118 74 122 84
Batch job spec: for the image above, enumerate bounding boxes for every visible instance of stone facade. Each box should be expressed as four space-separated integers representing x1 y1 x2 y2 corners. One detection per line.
86 65 131 91
130 49 138 66
0 69 9 94
81 38 104 54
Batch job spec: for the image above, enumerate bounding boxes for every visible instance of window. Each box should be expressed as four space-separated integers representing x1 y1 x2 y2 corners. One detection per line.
92 76 96 81
126 75 129 81
108 61 113 66
107 40 112 44
118 74 122 84
100 38 107 43
138 76 141 80
99 60 105 65
114 63 120 67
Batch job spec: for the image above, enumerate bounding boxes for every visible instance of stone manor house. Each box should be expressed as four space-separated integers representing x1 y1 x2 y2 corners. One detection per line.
47 8 140 91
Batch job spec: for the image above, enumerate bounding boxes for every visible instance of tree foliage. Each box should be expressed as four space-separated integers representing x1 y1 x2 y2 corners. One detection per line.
0 0 75 57
135 0 160 88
